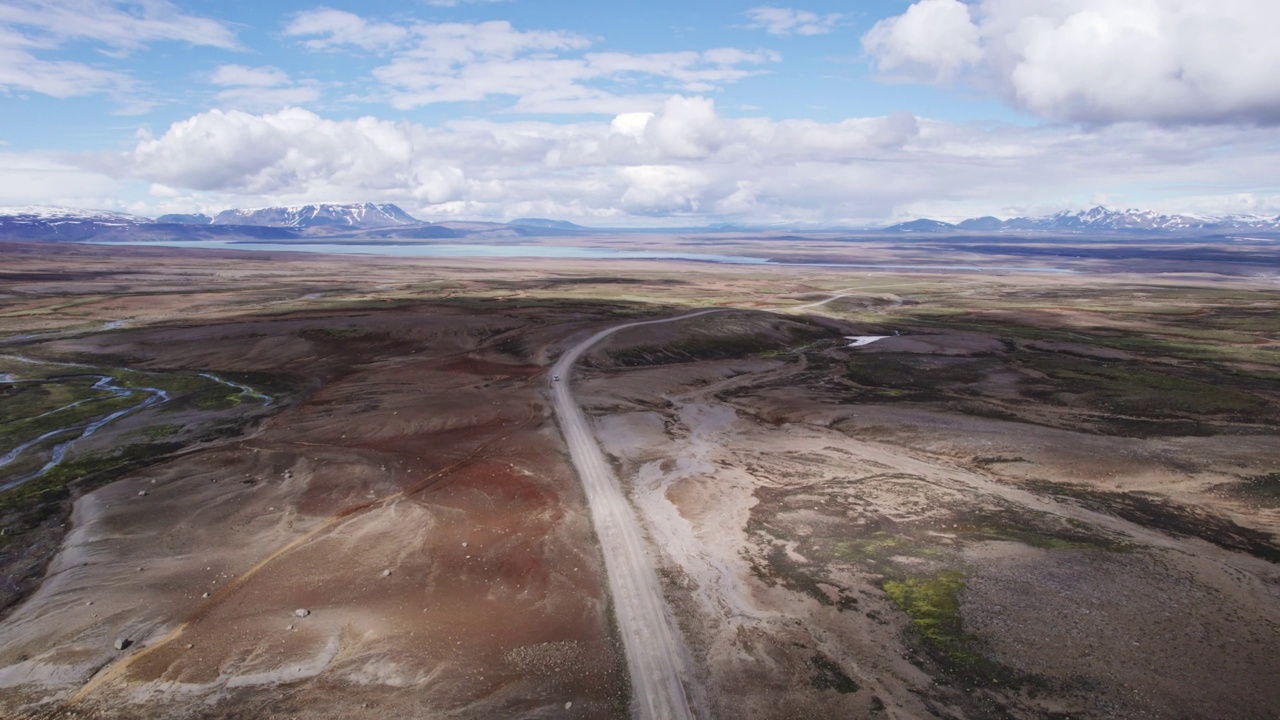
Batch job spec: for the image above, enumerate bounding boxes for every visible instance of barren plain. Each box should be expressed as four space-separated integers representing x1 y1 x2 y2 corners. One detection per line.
0 238 1277 719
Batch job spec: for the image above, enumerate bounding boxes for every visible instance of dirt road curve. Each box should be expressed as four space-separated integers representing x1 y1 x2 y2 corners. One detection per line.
551 310 725 720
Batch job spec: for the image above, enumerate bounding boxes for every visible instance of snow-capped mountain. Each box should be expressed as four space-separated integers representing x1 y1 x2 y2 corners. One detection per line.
0 206 299 242
1029 207 1271 231
0 206 153 225
212 203 421 229
0 206 158 241
886 206 1280 233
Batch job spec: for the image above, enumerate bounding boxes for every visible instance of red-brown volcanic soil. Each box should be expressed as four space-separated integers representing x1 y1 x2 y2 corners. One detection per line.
0 247 636 718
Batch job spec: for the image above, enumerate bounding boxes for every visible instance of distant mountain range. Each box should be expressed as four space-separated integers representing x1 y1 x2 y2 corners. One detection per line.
507 218 589 232
3 203 1279 244
0 203 590 242
155 213 213 225
884 206 1280 234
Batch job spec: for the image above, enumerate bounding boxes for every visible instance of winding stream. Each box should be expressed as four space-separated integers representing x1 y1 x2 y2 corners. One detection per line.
199 373 273 407
1 355 275 492
0 370 170 492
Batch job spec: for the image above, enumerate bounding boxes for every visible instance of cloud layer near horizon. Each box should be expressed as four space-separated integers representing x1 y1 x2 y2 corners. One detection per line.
74 97 1280 224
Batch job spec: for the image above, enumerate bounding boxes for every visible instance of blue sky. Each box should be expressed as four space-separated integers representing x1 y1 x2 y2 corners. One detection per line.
2 0 1278 225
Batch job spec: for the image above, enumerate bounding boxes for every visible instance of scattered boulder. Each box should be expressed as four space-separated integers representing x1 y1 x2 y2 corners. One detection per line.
113 638 131 651
294 608 310 618
382 568 392 577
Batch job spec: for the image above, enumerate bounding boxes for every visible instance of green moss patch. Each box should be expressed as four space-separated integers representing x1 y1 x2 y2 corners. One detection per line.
746 474 1125 691
883 572 966 657
882 571 1020 687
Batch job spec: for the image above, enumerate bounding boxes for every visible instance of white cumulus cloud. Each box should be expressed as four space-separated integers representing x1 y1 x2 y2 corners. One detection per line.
863 0 1280 125
861 0 981 82
74 96 1280 225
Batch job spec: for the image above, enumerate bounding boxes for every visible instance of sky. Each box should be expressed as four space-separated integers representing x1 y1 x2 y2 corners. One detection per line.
1 0 1279 226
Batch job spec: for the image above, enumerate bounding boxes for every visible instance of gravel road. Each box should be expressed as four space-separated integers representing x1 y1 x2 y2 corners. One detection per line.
550 310 725 720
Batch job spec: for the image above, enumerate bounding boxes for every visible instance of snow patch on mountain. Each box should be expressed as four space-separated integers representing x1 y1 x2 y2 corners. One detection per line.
212 203 420 229
0 207 153 224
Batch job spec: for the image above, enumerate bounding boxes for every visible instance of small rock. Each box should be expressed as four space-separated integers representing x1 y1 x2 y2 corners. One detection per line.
138 490 148 496
565 701 573 710
202 592 210 598
294 608 310 618
286 624 294 631
382 569 392 577
113 638 131 651
185 643 194 650
461 541 468 548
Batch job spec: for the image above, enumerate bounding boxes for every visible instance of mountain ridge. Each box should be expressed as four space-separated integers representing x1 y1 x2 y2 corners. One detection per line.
211 203 421 229
4 204 1280 242
884 206 1280 234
